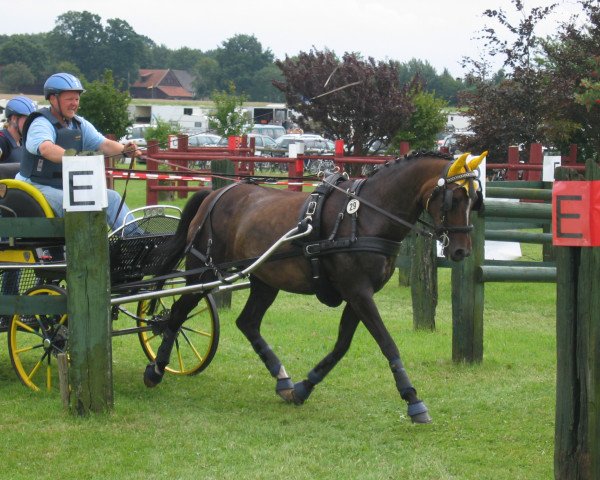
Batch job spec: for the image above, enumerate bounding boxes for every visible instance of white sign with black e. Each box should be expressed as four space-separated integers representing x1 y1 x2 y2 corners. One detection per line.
62 155 108 212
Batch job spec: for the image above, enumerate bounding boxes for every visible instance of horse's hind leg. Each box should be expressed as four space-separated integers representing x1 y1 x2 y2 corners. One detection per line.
234 276 295 400
290 303 360 405
143 291 202 387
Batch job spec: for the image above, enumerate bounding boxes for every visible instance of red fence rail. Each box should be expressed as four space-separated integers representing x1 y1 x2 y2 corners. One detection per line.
108 134 585 205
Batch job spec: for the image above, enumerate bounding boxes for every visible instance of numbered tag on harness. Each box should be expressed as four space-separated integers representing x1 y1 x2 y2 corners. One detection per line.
346 199 360 215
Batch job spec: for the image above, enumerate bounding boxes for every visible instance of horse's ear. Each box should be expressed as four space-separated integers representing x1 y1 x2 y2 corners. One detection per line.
468 151 488 171
447 153 469 178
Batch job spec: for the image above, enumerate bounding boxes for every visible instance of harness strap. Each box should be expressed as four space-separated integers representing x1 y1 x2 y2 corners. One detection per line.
303 236 401 258
185 182 241 256
320 176 433 238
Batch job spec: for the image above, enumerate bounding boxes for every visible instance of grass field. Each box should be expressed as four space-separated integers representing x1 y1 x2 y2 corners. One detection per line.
0 179 558 479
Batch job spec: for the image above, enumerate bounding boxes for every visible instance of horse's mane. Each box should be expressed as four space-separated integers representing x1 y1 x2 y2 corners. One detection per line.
366 150 453 178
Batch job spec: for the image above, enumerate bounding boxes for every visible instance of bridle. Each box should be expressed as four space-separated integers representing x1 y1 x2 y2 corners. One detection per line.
421 165 483 247
318 161 483 244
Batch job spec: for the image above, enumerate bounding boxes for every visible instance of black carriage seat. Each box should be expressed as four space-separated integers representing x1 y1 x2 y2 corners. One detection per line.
0 178 65 295
0 178 55 219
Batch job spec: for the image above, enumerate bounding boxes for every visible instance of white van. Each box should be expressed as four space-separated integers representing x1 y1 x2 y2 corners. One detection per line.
251 124 286 139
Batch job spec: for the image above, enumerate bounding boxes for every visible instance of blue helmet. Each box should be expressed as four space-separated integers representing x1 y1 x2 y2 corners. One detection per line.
5 95 36 118
43 73 85 99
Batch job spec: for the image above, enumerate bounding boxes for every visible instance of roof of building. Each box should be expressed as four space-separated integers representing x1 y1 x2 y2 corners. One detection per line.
132 69 195 99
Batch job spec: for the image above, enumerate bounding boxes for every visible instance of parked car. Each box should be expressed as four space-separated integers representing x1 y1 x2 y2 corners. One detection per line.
251 124 286 139
217 133 278 156
248 134 278 156
441 131 474 155
119 124 150 148
187 133 221 147
273 134 334 157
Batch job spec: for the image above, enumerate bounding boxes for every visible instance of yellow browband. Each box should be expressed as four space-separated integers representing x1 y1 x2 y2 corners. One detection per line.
446 151 488 186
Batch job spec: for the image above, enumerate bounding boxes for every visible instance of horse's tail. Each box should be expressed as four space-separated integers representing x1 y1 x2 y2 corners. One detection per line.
157 188 212 275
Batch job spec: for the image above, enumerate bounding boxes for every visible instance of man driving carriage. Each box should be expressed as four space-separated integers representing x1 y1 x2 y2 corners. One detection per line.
17 73 140 231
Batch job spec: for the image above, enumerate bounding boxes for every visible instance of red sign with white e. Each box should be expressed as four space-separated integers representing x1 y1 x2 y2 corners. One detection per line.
552 181 600 246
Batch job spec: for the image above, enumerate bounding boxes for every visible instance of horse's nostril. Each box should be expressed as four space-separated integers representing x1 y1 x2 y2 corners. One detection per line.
452 249 466 261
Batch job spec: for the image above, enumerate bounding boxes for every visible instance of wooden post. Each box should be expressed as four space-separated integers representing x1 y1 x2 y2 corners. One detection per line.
409 214 437 330
397 233 413 287
399 141 410 156
507 145 519 181
176 134 189 199
146 140 160 205
554 160 600 479
529 143 543 181
65 209 113 414
57 353 70 410
451 211 484 363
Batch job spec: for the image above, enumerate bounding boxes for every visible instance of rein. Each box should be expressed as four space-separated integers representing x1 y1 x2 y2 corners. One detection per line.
319 175 435 238
320 161 481 243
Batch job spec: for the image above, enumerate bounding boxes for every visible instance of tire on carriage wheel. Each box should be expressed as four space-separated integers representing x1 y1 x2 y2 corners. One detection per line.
8 284 68 392
136 290 220 376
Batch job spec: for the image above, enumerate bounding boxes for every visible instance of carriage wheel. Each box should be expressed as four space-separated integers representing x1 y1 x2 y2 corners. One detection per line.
8 285 68 392
136 290 219 376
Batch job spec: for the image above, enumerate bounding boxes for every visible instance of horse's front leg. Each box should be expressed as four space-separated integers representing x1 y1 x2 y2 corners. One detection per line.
289 302 360 404
235 277 295 400
352 293 432 424
143 291 202 387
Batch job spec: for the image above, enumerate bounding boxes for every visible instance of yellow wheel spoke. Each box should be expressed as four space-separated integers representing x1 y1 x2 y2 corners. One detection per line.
15 319 36 333
15 344 41 354
144 333 159 343
46 365 52 391
27 360 43 381
182 326 212 338
176 347 185 372
184 337 204 363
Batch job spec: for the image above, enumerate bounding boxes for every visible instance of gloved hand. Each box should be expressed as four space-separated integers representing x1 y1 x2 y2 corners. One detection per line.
122 142 141 158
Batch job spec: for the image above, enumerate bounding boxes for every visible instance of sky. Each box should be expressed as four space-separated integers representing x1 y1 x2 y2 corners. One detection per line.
3 0 587 77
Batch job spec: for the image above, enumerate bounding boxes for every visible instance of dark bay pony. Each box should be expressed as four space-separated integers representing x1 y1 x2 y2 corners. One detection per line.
144 151 486 423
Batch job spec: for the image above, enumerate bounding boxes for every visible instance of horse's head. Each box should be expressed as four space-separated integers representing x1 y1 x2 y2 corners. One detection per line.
424 152 486 262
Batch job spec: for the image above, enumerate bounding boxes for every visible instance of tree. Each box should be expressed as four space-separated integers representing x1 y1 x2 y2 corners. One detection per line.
76 70 131 139
0 35 51 83
104 18 147 88
214 34 275 97
192 55 220 98
49 11 108 82
0 62 35 92
208 83 251 136
397 59 464 105
541 0 600 160
168 47 205 72
247 64 284 102
274 49 415 155
53 61 86 83
144 118 180 146
391 90 448 151
459 0 558 161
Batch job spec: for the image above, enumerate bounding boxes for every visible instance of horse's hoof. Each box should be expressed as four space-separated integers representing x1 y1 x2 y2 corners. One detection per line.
408 401 432 424
143 363 164 388
291 380 313 405
276 377 295 402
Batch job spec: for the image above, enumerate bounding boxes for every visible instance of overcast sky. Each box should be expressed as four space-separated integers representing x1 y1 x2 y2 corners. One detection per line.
4 0 586 77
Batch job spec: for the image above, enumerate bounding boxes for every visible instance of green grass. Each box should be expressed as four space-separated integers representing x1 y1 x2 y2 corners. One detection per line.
0 180 557 479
